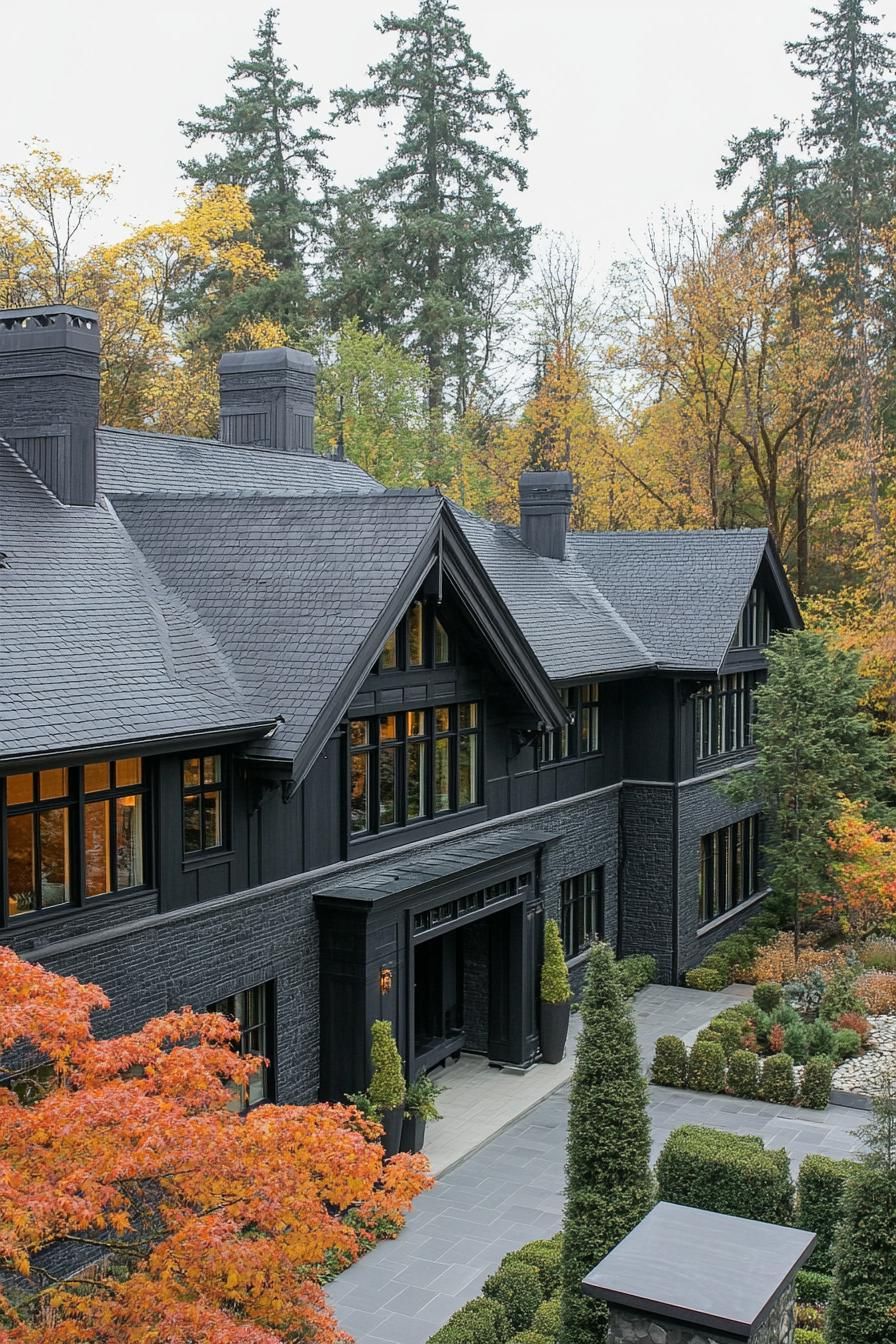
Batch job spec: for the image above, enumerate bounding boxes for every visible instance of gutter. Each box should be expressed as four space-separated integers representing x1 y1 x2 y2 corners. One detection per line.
0 719 279 773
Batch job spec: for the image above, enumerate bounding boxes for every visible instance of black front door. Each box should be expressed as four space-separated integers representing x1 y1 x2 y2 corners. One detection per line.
413 932 463 1073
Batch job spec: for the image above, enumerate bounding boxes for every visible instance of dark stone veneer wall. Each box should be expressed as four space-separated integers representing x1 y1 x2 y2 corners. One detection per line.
6 789 620 1106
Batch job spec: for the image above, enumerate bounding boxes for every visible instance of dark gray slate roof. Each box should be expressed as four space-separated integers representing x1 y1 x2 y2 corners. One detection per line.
450 505 654 680
0 444 266 765
111 490 443 766
582 1201 815 1338
97 427 382 497
569 528 772 672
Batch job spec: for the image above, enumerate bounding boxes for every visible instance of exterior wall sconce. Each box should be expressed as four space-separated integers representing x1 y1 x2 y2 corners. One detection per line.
379 966 393 995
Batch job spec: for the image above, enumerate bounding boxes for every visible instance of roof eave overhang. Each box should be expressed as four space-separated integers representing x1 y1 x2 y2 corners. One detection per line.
0 719 280 774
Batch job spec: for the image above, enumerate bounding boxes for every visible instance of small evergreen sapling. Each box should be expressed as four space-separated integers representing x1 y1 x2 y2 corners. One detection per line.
540 919 572 1004
368 1019 406 1113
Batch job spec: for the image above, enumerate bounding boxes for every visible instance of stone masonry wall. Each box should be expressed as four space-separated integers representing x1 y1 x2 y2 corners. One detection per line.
608 1280 794 1343
619 783 675 983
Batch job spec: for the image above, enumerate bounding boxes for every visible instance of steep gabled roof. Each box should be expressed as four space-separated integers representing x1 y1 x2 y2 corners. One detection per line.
111 491 568 783
0 443 270 767
568 528 793 673
97 426 383 497
450 505 654 680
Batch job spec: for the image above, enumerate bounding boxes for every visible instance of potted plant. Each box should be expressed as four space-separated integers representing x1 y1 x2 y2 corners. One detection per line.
540 918 572 1063
401 1072 443 1153
368 1019 406 1157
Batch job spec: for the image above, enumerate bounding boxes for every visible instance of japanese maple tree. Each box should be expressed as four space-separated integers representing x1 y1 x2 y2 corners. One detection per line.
0 947 431 1344
823 797 896 940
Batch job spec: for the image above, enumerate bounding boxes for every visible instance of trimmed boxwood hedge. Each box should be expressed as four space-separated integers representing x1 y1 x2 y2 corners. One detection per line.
655 1124 794 1224
615 953 657 998
483 1263 544 1333
800 1056 834 1111
427 1297 510 1344
500 1236 562 1297
795 1269 834 1303
651 1035 688 1088
687 1040 726 1093
797 1154 861 1274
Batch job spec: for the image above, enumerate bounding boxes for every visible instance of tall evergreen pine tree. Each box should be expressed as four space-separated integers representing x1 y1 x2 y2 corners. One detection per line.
558 943 653 1344
180 8 330 338
329 0 535 464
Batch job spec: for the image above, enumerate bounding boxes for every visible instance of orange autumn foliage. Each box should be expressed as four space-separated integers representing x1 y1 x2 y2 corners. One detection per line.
855 971 896 1015
0 947 431 1343
745 931 846 985
821 799 896 940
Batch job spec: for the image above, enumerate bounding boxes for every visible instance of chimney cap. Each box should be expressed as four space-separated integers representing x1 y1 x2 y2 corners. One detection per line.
0 303 98 327
218 347 315 375
519 469 574 500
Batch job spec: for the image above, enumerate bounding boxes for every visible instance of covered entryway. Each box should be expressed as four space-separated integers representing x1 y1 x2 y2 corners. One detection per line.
315 830 554 1101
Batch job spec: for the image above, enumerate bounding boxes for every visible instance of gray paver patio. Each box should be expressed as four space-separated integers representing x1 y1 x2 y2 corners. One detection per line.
327 984 865 1344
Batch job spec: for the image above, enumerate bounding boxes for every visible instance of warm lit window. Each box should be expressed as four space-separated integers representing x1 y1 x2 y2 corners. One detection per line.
407 601 424 667
3 760 149 921
208 982 273 1111
695 674 757 761
699 815 762 924
349 703 481 837
435 615 451 665
183 755 225 854
378 600 452 672
380 628 398 670
560 868 604 959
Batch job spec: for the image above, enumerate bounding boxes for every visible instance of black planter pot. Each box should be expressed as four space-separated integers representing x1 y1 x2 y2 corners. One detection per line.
540 999 571 1064
400 1114 427 1154
380 1104 404 1157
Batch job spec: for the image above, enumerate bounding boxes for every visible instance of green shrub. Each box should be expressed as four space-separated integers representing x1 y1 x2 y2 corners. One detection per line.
508 1334 551 1344
785 969 827 1021
532 1295 561 1337
761 1053 796 1104
709 1015 746 1059
559 943 653 1344
714 1001 755 1024
783 1021 809 1063
655 1125 794 1224
795 1269 834 1303
694 1027 723 1050
500 1237 562 1297
484 1263 544 1333
794 1331 825 1344
751 1007 773 1044
615 953 656 997
800 1056 834 1111
541 920 572 1005
715 933 760 975
797 1154 861 1274
770 1002 802 1030
820 966 866 1022
651 1035 688 1088
684 966 726 991
368 1019 406 1112
754 981 783 1011
833 1028 862 1061
427 1297 510 1344
727 1049 760 1099
687 1040 726 1093
805 1020 836 1058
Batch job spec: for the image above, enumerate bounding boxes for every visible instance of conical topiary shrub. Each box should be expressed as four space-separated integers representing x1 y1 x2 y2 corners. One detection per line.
558 942 653 1343
368 1019 406 1156
540 919 572 1063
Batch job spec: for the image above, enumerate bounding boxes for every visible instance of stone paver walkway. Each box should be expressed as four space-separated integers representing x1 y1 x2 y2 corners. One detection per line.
328 985 865 1344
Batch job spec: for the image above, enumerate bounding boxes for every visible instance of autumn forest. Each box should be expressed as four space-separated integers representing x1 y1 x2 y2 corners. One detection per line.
4 1 896 713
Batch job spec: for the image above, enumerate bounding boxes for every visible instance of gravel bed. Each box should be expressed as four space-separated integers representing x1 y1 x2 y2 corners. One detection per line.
831 1015 896 1095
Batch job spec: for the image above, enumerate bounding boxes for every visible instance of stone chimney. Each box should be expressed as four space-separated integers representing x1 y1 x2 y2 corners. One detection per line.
582 1202 816 1344
518 470 573 560
0 304 100 505
217 347 316 454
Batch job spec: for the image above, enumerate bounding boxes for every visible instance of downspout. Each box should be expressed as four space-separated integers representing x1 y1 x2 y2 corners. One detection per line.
671 677 681 984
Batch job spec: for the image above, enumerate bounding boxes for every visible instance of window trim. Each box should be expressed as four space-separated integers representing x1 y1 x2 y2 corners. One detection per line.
698 814 762 926
349 702 482 839
182 754 227 857
208 979 276 1112
378 599 453 673
538 683 600 766
695 673 757 762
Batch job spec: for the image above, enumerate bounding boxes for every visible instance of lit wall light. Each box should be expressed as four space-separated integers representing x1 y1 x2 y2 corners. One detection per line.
379 966 393 995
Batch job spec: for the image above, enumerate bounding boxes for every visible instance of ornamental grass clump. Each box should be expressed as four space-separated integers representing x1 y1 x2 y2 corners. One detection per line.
651 1035 688 1088
540 919 571 1004
368 1019 406 1113
559 943 653 1344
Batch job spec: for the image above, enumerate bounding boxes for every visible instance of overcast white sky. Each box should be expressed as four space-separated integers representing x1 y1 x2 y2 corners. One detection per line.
4 0 895 277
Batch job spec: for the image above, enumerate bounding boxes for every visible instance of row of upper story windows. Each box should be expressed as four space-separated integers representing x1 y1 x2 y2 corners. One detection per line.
1 755 226 924
695 672 758 762
731 586 772 649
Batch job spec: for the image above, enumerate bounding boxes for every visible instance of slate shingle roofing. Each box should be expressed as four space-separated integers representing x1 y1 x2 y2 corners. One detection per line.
0 419 785 771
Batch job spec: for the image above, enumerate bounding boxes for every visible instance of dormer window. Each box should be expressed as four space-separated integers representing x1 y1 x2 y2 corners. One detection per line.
378 600 452 672
732 586 771 649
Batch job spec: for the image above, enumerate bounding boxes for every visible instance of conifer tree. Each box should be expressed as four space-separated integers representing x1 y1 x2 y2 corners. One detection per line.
329 0 536 458
180 8 330 338
826 1075 896 1344
558 942 653 1344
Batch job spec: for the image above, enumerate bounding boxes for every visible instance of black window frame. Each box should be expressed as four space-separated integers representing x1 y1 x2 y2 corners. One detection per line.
208 979 276 1112
560 867 605 959
695 673 757 762
538 683 600 766
348 702 482 839
1 760 152 926
378 599 453 673
182 753 227 857
732 586 772 649
698 814 762 925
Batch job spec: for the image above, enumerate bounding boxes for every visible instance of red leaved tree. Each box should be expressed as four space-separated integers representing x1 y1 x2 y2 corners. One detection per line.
0 948 431 1343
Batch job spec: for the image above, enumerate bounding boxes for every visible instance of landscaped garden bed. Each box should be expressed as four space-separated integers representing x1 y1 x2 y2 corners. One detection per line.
655 931 896 1108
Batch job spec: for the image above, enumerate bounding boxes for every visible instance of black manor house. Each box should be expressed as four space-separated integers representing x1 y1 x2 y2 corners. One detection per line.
0 305 800 1106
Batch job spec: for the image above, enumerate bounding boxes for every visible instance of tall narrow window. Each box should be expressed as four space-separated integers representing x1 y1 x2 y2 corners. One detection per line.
84 758 147 897
5 769 72 917
378 715 399 827
407 601 424 667
698 815 763 925
406 711 427 821
435 615 451 665
560 868 604 959
182 755 224 855
434 706 452 813
209 981 274 1111
350 721 371 834
380 628 398 670
579 683 600 754
458 702 480 808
